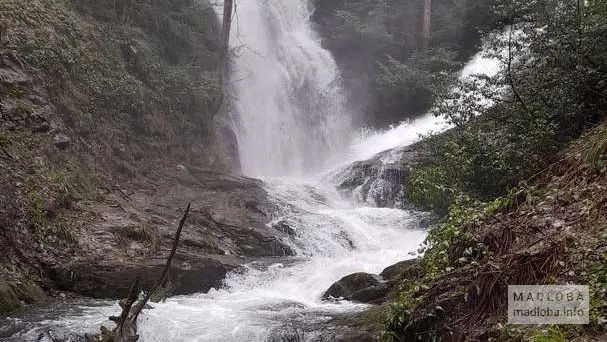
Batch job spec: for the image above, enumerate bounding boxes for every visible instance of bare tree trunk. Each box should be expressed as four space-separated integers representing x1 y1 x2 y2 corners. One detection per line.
507 25 529 114
422 0 432 49
221 0 234 71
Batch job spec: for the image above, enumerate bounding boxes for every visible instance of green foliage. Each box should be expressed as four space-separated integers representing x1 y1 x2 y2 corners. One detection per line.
54 218 78 244
384 3 607 329
45 170 74 207
419 196 486 281
407 165 455 216
383 282 423 342
0 0 225 172
0 133 9 145
25 188 45 240
531 326 568 342
313 0 499 126
581 125 607 172
376 48 462 119
415 121 527 203
0 84 23 98
385 179 585 340
411 0 607 209
578 253 607 331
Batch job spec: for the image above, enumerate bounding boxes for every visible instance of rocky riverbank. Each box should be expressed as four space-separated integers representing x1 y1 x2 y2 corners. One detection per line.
0 0 292 314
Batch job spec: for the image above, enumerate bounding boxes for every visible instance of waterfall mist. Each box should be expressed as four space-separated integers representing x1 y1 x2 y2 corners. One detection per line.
224 0 354 177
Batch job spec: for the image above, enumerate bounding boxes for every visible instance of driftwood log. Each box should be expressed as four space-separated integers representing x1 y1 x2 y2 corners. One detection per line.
35 204 192 342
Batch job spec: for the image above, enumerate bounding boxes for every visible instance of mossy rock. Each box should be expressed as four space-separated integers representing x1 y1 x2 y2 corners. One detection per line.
0 281 23 314
380 259 421 285
0 279 47 314
10 279 47 304
323 272 390 303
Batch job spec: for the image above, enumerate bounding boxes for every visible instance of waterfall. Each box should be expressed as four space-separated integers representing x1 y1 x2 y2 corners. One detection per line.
225 0 353 177
4 2 507 342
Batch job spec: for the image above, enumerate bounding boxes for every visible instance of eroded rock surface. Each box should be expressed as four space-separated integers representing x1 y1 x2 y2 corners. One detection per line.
331 142 431 208
0 43 293 304
46 167 296 298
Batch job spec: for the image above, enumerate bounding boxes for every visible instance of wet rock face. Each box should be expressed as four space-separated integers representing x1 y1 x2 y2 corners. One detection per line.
3 165 298 301
321 259 422 306
272 220 296 236
331 142 431 209
47 168 299 299
48 257 235 299
322 272 389 303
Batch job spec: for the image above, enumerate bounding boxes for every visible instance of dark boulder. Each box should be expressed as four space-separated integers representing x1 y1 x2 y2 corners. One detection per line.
379 258 421 285
52 133 71 150
48 255 237 299
272 220 296 236
322 272 389 303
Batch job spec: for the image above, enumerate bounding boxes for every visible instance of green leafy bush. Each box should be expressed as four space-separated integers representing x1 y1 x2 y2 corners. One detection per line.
313 0 499 126
409 0 607 213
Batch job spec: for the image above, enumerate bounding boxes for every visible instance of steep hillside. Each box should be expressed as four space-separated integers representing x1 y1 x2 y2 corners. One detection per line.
385 123 607 341
0 0 279 315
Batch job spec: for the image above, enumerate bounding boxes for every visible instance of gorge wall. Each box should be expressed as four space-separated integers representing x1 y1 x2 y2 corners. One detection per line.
0 0 257 314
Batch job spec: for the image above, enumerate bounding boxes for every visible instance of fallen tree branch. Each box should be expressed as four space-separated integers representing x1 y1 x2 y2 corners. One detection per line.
129 203 191 322
83 203 191 342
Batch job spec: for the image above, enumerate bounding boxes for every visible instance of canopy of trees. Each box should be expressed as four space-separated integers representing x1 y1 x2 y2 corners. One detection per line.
313 0 498 127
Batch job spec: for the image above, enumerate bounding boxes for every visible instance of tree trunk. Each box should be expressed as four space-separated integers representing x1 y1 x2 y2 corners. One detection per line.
221 0 234 69
422 0 432 49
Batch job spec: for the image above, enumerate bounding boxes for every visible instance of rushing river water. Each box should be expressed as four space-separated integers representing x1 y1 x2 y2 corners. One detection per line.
2 0 502 340
4 174 428 342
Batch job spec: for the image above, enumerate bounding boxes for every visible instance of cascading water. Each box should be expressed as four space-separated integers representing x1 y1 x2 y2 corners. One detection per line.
3 1 504 341
6 179 428 342
226 0 353 177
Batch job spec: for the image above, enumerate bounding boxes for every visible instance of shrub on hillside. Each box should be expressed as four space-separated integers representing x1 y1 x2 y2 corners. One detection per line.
409 0 607 210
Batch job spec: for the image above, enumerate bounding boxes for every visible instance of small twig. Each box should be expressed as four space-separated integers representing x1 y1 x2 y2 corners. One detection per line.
506 25 530 114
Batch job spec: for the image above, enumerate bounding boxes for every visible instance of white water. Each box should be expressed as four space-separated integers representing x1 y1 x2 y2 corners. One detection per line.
226 0 353 178
134 180 426 341
343 43 503 163
9 179 427 342
5 2 507 341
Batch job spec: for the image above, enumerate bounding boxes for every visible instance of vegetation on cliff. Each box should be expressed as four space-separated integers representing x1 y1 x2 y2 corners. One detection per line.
385 0 607 340
312 0 498 127
408 0 607 212
0 0 235 314
387 125 607 341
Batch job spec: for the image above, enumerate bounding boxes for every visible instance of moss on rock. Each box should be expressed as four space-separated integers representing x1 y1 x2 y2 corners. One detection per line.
0 281 22 314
